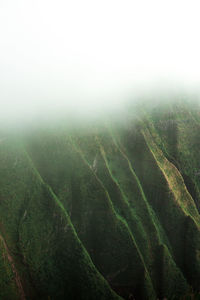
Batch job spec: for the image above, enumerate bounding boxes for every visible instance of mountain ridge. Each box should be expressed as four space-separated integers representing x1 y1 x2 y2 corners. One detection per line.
0 101 200 299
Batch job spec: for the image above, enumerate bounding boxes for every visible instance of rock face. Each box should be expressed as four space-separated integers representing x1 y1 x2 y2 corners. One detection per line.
0 102 200 299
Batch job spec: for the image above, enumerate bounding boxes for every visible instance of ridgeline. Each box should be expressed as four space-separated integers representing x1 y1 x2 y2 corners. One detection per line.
0 101 200 299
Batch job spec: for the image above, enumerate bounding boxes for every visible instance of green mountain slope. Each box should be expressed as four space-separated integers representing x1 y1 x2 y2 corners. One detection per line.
0 102 200 299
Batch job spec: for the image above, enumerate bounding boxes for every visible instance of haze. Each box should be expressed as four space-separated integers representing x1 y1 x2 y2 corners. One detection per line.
1 0 200 127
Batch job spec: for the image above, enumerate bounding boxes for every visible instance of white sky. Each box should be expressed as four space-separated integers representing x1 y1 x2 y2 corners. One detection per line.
1 0 200 125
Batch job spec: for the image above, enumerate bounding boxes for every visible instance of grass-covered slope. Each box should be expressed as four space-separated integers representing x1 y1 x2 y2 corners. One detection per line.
0 101 200 299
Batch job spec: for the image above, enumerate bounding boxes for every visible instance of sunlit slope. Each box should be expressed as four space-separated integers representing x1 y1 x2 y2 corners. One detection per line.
0 103 200 299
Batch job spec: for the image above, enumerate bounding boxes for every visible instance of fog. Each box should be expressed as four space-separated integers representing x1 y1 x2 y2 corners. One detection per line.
1 0 200 128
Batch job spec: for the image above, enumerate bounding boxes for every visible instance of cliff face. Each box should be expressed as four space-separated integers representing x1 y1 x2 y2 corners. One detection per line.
0 102 200 299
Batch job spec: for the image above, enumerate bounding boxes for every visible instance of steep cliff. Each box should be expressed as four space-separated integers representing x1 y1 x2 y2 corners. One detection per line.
0 101 200 299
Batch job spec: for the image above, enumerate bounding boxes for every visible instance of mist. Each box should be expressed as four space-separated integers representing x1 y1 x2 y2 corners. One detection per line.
1 0 200 128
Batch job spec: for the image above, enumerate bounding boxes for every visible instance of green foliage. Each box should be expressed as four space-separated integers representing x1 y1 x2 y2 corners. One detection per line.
0 102 200 299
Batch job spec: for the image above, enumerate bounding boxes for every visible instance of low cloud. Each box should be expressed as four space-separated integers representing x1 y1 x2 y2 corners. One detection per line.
1 0 200 128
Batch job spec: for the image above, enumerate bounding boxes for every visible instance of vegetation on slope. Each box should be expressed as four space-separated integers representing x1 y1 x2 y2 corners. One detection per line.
0 101 200 299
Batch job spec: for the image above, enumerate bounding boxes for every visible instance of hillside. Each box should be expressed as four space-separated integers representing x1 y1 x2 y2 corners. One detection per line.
0 101 200 299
